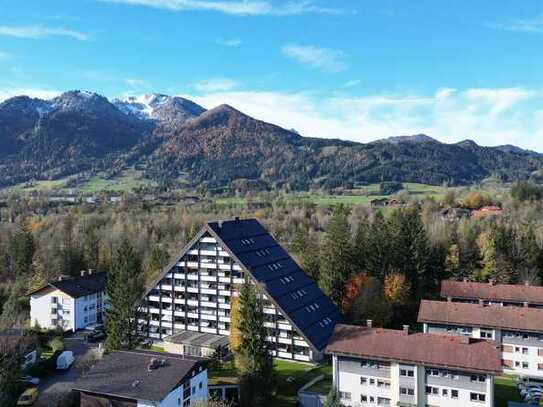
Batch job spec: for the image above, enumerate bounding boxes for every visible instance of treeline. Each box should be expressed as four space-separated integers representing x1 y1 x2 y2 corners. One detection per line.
1 184 543 330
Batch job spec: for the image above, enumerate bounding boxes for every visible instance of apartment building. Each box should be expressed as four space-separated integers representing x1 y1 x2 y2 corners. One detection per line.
441 279 543 308
29 271 107 331
140 218 341 362
419 299 543 379
74 350 208 407
326 323 502 407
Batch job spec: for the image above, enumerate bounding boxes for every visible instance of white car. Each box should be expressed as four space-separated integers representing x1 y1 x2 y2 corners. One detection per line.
56 351 75 370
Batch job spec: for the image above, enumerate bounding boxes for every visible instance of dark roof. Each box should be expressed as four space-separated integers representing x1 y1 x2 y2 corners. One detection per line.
205 218 342 352
165 331 229 348
31 272 107 298
441 280 543 305
418 299 543 333
326 324 502 375
73 351 204 402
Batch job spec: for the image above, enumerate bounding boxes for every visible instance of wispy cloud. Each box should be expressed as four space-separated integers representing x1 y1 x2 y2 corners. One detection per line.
282 44 347 73
124 78 149 88
0 25 89 40
97 0 348 16
216 38 242 47
343 79 361 88
487 15 543 33
183 86 543 152
194 78 239 92
0 87 61 102
0 51 12 61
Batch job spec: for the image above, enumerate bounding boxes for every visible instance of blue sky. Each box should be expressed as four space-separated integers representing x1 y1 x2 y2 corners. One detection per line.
1 0 543 150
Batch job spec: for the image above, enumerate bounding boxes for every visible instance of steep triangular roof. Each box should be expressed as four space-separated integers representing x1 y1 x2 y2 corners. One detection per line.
145 218 341 352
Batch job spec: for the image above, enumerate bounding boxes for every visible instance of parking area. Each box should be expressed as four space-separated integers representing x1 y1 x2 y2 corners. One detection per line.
34 332 102 407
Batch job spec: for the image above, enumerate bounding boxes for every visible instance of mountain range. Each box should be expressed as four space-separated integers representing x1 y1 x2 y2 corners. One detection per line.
0 90 542 191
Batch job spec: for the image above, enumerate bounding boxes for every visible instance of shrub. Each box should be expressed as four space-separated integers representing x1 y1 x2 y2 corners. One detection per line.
379 181 403 195
48 337 64 353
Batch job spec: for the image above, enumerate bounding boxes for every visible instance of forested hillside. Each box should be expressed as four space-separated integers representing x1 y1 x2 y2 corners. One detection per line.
1 90 542 191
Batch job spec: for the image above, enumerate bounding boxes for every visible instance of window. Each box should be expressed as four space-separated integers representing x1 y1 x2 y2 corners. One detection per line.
360 377 367 385
377 397 390 405
522 362 529 369
400 368 414 377
480 329 493 339
522 347 529 355
471 375 486 383
339 392 351 400
442 389 448 396
361 395 367 402
470 392 486 402
451 390 459 399
400 387 414 396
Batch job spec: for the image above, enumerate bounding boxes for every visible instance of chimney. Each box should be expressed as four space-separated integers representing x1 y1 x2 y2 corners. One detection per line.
403 325 410 334
447 296 452 302
523 302 529 308
524 281 530 287
478 299 484 306
218 220 223 229
87 269 94 275
366 320 373 328
80 270 87 277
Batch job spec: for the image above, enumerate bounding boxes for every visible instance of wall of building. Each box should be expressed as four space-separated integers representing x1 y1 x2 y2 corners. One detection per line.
30 288 75 331
143 233 314 362
332 355 493 407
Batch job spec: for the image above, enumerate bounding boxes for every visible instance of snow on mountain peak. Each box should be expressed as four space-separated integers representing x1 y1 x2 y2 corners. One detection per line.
114 93 171 119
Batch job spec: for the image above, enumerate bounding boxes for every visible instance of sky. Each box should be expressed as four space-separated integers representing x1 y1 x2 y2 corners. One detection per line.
1 0 543 151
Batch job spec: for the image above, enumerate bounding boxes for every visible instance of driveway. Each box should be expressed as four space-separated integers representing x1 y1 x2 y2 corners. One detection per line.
35 332 102 406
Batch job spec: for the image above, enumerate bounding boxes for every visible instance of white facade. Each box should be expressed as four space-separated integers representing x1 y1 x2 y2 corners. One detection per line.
424 322 543 379
332 354 494 407
30 286 107 331
142 234 318 362
137 368 208 407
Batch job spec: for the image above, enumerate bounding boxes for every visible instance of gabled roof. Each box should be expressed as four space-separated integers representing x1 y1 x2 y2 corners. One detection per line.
441 280 543 305
30 272 107 298
418 299 543 333
326 324 502 375
73 351 204 402
147 218 341 353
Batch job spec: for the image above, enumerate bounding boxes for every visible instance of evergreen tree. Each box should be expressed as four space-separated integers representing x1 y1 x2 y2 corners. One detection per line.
144 244 170 278
365 212 392 280
319 206 353 307
323 389 343 407
353 216 369 273
106 240 144 351
0 337 25 406
9 220 35 277
83 227 101 271
291 227 320 281
235 280 274 407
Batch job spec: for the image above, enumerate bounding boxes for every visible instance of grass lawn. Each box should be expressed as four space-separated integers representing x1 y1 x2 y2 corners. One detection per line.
271 360 332 407
495 375 522 407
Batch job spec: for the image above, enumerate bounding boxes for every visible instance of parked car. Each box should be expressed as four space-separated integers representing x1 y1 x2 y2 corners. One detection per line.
84 323 104 333
86 330 106 343
20 376 40 386
56 351 75 370
17 388 39 406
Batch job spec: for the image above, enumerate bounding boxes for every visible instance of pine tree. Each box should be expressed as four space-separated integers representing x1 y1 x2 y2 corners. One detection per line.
9 220 35 277
291 227 320 281
365 212 392 280
319 206 353 307
84 228 101 272
235 279 274 407
0 336 25 406
105 240 144 351
323 389 343 407
353 217 369 273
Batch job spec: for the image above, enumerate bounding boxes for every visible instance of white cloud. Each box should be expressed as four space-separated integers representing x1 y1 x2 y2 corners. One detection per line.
0 25 88 41
343 79 361 88
216 38 242 47
124 78 149 88
282 44 347 73
183 86 543 152
98 0 347 16
193 78 239 92
0 87 61 102
488 15 543 33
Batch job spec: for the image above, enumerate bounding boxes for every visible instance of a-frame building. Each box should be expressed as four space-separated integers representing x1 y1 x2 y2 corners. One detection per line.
141 218 341 362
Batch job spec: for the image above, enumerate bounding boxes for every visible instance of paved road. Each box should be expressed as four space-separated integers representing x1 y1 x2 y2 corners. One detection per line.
35 333 101 407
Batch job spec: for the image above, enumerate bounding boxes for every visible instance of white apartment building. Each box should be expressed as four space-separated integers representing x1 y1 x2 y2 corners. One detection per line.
419 299 543 380
326 324 501 407
74 351 208 407
140 218 341 362
29 271 107 331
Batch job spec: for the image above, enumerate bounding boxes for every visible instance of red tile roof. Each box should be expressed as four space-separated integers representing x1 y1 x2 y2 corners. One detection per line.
325 324 502 375
441 280 543 305
418 300 543 333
